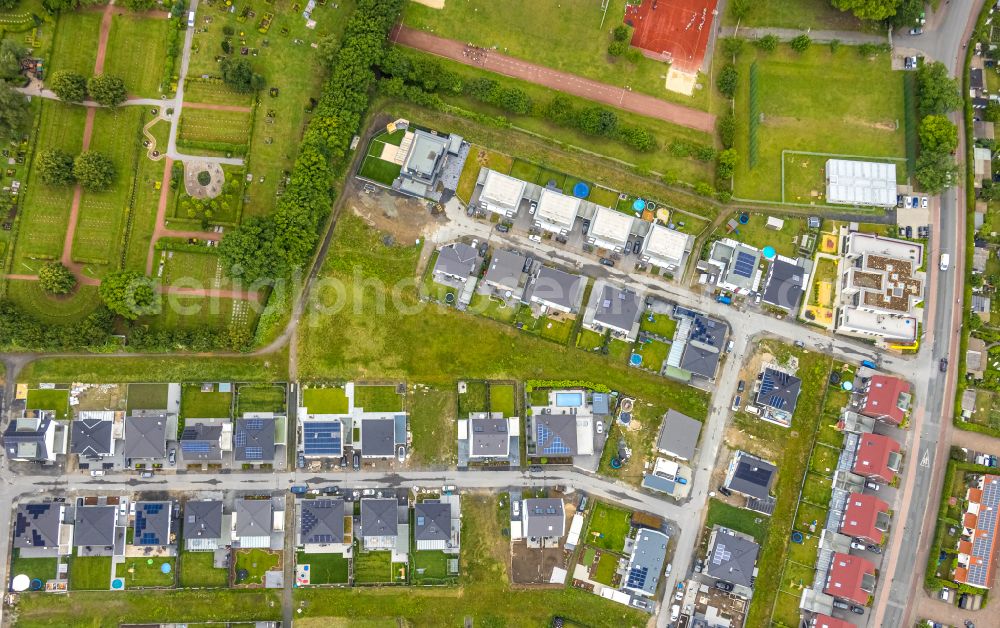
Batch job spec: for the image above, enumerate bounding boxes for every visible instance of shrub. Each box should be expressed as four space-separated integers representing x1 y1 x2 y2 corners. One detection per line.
48 70 87 102
717 63 738 99
38 262 76 295
789 34 811 53
755 34 778 52
718 112 737 149
608 39 627 57
37 149 75 185
612 25 630 42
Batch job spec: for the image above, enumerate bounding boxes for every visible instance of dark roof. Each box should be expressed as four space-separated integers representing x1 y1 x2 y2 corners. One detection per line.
234 418 276 462
74 505 117 547
676 307 728 379
483 249 526 291
124 414 167 459
362 418 397 456
302 420 343 457
526 266 585 311
593 284 641 333
755 368 803 415
180 423 223 461
300 499 345 545
591 393 610 415
134 502 171 546
469 417 509 457
972 68 985 90
14 503 61 548
361 498 398 538
3 416 53 460
434 242 480 278
185 500 223 541
535 413 578 456
414 501 451 542
523 498 565 538
235 499 272 537
706 527 760 588
655 409 702 460
727 452 777 500
71 418 114 457
762 258 806 311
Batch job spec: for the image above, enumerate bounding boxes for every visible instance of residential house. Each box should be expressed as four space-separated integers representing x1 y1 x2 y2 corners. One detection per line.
974 245 990 274
299 499 349 554
754 366 803 427
655 409 701 461
955 474 1000 589
301 418 343 458
184 500 227 551
584 283 642 342
523 265 586 314
3 411 67 462
852 433 902 484
705 526 760 590
233 498 273 548
534 188 580 235
973 294 992 323
133 501 173 548
534 413 585 457
481 249 527 297
761 256 811 312
477 168 526 218
522 498 565 548
70 414 116 459
824 552 876 605
810 613 857 628
432 242 481 283
858 375 911 425
622 528 668 598
414 501 458 553
975 147 993 188
467 415 511 459
180 420 230 463
233 417 276 464
359 415 406 458
724 451 777 502
702 239 762 295
13 502 68 553
393 129 458 199
123 413 168 463
74 505 118 551
840 492 891 545
360 498 400 551
586 206 634 252
641 223 693 271
667 306 729 381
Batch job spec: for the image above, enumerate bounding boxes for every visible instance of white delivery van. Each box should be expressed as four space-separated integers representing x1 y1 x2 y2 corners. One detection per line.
188 11 195 28
939 253 950 271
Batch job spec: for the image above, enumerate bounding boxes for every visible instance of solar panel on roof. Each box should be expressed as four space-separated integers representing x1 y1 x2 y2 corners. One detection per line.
181 441 211 453
234 429 247 448
733 251 756 278
303 422 342 455
245 419 264 431
626 565 648 590
537 424 570 455
244 446 263 460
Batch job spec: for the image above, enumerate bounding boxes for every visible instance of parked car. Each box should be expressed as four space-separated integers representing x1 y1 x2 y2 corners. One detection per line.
731 395 741 411
793 340 805 348
940 358 949 373
977 454 987 466
297 452 306 469
832 600 850 611
512 500 520 517
965 620 976 628
861 359 879 370
754 292 762 305
866 543 883 554
849 605 865 615
850 540 866 551
290 485 308 495
596 421 604 435
361 488 375 496
939 587 953 602
865 480 881 491
496 224 510 233
529 465 544 473
714 581 734 592
90 470 104 477
909 27 923 35
322 487 340 496
674 587 684 601
669 605 680 622
599 257 614 267
905 225 913 238
555 235 568 244
718 485 733 497
694 558 705 573
737 380 745 393
140 471 153 479
726 340 735 353
922 196 929 208
352 451 361 470
633 239 642 254
339 454 348 468
630 599 650 610
529 201 537 215
911 196 919 208
168 449 176 465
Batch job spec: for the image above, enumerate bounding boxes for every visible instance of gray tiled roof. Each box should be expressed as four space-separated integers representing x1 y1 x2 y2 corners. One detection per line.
180 423 223 461
71 418 114 457
526 266 585 311
434 242 480 279
727 452 777 500
469 417 509 457
300 499 345 545
133 502 171 546
185 500 223 541
414 501 451 542
124 414 167 459
593 284 641 333
762 258 806 311
534 413 578 456
625 529 668 596
706 527 760 588
235 499 272 537
234 418 276 462
3 416 53 460
14 503 61 548
483 249 526 292
523 498 565 538
74 505 117 547
362 419 396 457
361 498 398 538
655 409 702 460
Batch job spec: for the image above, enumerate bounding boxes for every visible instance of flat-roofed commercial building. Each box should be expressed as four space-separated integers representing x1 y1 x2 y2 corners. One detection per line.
825 159 897 207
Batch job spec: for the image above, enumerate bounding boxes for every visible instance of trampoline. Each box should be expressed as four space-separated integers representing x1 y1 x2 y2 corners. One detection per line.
791 531 804 544
610 457 622 469
29 578 42 591
444 292 455 304
572 181 590 199
633 198 646 211
762 246 776 260
738 213 750 224
630 353 643 366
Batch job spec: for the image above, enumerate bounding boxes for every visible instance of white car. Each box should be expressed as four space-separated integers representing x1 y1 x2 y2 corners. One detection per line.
670 605 680 622
512 501 520 517
922 197 928 208
90 470 104 477
362 488 375 496
596 421 604 435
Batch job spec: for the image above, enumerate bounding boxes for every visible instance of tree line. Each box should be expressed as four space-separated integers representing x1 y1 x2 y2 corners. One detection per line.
914 61 961 193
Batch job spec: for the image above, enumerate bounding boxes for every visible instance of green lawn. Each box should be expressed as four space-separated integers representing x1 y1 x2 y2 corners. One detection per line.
10 550 58 583
104 13 171 98
236 384 286 415
179 551 229 588
19 354 289 384
303 386 350 414
808 444 841 477
704 499 770 543
117 558 175 588
402 0 709 111
591 552 618 586
585 502 632 553
489 383 517 417
412 550 454 584
234 549 280 586
458 381 489 416
801 472 833 506
69 554 112 591
457 146 514 202
408 383 457 466
357 154 402 185
126 383 170 411
633 338 669 372
353 385 403 412
140 295 258 336
25 388 70 418
576 328 606 352
178 108 253 149
353 550 392 584
469 293 520 324
721 0 864 29
638 312 677 339
296 551 349 585
180 384 234 419
732 45 906 202
5 282 103 326
714 214 810 259
50 10 101 76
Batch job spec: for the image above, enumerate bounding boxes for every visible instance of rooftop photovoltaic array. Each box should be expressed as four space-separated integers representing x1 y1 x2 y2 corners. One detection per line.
537 424 571 455
968 478 1000 586
712 543 732 565
733 251 756 279
181 441 211 454
760 370 789 409
626 565 649 590
244 446 263 460
303 421 342 455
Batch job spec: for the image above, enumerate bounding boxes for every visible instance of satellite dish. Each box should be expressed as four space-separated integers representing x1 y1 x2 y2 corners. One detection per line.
11 574 30 591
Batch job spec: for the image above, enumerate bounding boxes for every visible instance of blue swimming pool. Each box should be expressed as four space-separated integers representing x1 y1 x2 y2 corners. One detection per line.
555 392 583 407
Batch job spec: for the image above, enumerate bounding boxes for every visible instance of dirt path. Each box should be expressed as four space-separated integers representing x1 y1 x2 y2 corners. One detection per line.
391 25 716 134
183 102 253 113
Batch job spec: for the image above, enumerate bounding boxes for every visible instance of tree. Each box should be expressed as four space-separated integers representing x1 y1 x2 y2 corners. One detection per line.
220 58 264 93
316 34 340 69
122 0 157 9
0 39 26 80
829 39 841 53
38 262 76 295
985 102 1000 124
755 35 779 52
612 25 630 42
0 0 18 9
221 40 232 55
608 39 627 57
831 0 903 21
48 70 87 102
218 216 284 282
86 74 127 106
729 0 752 21
721 37 744 58
717 148 739 179
918 114 958 154
716 63 738 99
576 106 618 136
916 61 962 117
0 80 29 138
37 149 76 185
98 270 159 320
915 150 958 194
789 34 811 52
73 151 115 191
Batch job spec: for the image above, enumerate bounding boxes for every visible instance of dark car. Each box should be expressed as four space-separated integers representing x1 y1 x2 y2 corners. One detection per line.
832 600 850 611
718 485 733 497
296 452 306 469
599 257 615 267
866 543 882 554
529 465 544 473
322 486 340 496
940 358 949 373
737 380 745 393
633 239 642 254
905 225 913 238
496 224 510 233
290 485 308 495
555 235 568 244
339 454 348 468
714 580 734 592
849 605 865 615
352 451 361 470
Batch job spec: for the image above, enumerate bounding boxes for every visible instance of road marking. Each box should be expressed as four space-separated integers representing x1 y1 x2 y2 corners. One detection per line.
921 449 930 468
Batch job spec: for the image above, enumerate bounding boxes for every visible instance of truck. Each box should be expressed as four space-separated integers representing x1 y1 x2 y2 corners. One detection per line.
939 253 950 271
716 294 732 305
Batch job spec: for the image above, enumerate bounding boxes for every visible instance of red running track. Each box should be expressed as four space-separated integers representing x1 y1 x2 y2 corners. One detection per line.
391 25 715 134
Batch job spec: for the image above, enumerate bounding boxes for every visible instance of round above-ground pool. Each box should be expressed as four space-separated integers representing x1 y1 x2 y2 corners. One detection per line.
111 578 124 590
762 246 776 260
610 457 622 469
630 353 642 366
160 563 172 574
738 213 750 224
842 381 854 391
29 578 42 591
633 198 646 211
572 181 590 198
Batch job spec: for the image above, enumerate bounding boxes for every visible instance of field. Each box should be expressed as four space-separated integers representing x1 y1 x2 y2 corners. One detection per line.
704 499 770 544
236 384 286 415
179 551 229 588
104 13 171 98
585 502 632 552
180 384 234 419
402 0 709 111
178 109 253 150
731 45 906 202
25 387 70 418
353 385 404 412
49 10 102 76
18 353 289 384
408 383 457 466
302 386 349 414
297 551 349 585
234 549 280 586
68 554 112 591
126 383 170 411
721 0 864 30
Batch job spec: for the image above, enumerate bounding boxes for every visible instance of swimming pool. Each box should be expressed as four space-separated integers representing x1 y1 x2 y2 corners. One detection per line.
555 392 583 407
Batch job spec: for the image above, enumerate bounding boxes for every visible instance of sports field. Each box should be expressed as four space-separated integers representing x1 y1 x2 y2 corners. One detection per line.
105 14 172 98
402 0 708 110
625 0 718 74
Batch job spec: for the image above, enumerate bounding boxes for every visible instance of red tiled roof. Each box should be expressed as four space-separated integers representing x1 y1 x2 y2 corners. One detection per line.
811 614 856 628
840 492 890 544
955 474 1000 589
852 433 901 483
860 375 910 425
824 552 876 606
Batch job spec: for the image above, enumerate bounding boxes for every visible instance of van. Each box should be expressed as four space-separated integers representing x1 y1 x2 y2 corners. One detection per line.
670 605 680 622
726 340 735 353
187 11 195 28
939 253 950 271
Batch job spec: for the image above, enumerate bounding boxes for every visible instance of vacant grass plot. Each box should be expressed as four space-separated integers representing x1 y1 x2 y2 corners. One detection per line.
409 383 457 466
704 499 770 544
237 384 286 415
105 13 170 98
457 146 513 202
732 46 905 202
586 502 632 552
25 387 70 418
302 386 349 414
353 550 392 584
179 551 229 588
50 10 101 76
402 0 708 110
179 109 253 148
490 384 516 417
458 380 488 416
14 101 86 266
160 249 226 289
21 353 288 385
721 0 864 30
296 551 349 585
184 80 255 106
126 383 169 411
6 282 102 325
69 554 113 591
353 385 403 412
73 107 144 274
181 383 233 419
